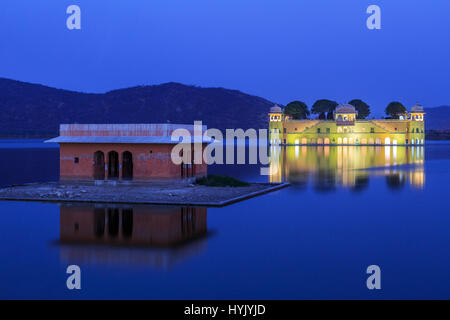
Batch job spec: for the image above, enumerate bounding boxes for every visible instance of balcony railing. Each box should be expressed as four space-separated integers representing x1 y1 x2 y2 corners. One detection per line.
336 120 355 126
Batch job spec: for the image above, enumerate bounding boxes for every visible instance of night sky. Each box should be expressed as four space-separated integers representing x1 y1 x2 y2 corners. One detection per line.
0 0 449 115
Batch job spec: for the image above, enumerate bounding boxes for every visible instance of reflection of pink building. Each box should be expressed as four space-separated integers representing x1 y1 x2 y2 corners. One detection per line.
46 124 208 182
59 204 207 247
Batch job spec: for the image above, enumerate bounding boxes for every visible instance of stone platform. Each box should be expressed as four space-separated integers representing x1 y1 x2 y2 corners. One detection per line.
0 181 290 207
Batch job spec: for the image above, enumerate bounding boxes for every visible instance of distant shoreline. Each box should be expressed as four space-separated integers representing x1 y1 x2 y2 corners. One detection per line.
1 130 450 141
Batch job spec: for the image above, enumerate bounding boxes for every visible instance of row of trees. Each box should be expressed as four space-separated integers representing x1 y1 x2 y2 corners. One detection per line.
283 100 408 120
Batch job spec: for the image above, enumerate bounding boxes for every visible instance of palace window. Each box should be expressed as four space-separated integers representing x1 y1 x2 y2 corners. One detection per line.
74 157 79 164
370 128 375 133
317 128 321 133
326 128 330 133
283 128 286 133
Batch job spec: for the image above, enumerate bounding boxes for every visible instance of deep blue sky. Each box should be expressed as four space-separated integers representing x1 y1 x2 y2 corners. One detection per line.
0 0 449 115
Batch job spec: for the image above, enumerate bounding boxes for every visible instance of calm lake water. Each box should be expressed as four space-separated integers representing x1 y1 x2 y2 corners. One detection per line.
1 140 450 299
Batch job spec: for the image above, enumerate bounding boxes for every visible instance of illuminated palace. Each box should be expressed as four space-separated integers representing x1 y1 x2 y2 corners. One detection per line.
269 103 425 146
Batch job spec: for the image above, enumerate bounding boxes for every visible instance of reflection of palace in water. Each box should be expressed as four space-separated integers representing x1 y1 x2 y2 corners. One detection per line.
58 204 209 268
269 145 425 190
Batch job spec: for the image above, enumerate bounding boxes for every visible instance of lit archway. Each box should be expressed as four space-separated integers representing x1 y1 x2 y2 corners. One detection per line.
385 137 391 145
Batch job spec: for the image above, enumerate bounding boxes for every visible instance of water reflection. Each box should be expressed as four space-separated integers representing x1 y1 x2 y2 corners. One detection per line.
58 204 210 269
269 146 425 190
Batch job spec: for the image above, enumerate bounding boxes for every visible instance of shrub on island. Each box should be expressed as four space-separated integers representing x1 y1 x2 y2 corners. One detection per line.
195 175 250 187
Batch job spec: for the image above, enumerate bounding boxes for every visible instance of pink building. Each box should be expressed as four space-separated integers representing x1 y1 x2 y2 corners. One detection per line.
46 124 208 182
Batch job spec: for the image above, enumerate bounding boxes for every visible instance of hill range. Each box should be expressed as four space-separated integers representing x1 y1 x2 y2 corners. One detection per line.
0 78 448 138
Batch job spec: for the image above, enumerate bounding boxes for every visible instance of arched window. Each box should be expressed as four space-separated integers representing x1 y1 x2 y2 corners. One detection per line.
385 137 391 145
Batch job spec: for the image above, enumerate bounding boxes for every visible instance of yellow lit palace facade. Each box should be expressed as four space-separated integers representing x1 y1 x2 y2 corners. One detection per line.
269 103 425 146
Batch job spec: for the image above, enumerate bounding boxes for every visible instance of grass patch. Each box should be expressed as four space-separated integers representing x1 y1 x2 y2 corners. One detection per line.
195 174 250 187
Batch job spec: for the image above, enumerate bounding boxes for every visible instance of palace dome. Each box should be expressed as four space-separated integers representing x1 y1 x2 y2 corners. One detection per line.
270 105 282 113
411 103 424 113
335 104 357 114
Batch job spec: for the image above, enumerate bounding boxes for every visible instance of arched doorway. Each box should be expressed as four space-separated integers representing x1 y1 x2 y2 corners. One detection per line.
122 151 133 180
93 151 105 180
385 137 391 145
108 151 119 179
